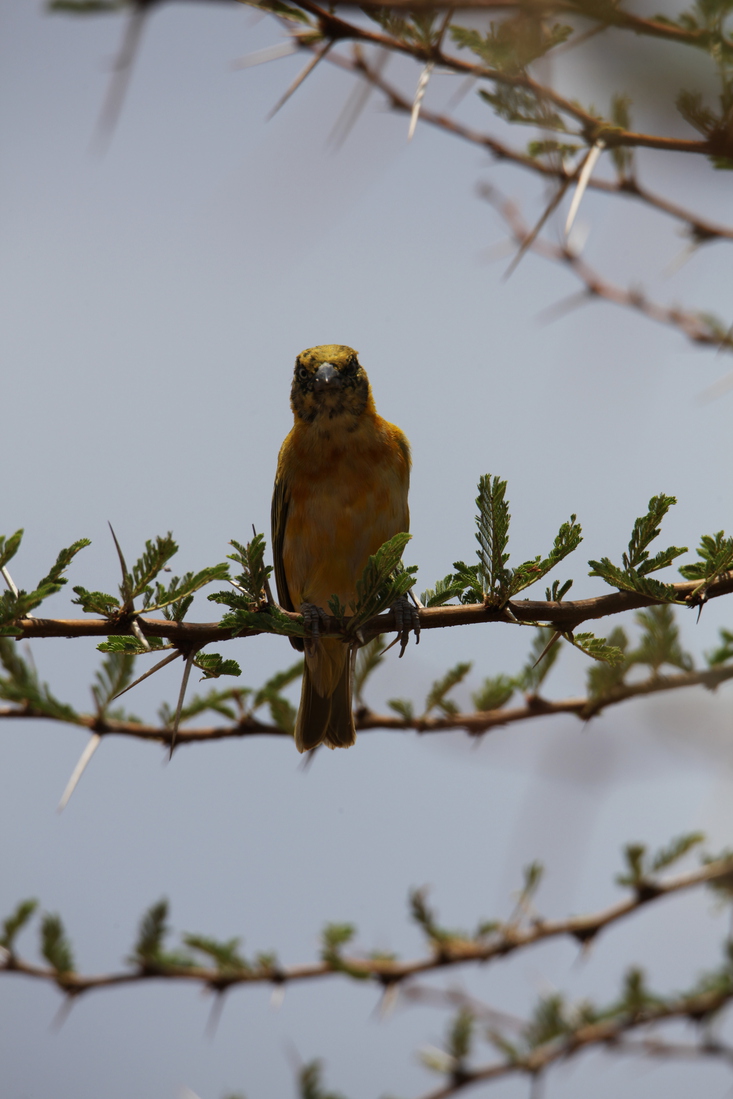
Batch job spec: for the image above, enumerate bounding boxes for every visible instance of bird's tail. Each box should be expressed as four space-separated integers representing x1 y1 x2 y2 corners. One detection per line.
295 639 356 753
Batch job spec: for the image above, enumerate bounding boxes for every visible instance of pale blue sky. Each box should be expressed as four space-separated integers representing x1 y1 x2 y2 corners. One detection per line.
2 3 732 1097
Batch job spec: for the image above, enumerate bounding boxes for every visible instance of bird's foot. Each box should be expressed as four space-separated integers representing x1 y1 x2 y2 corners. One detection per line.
299 602 331 654
391 594 421 658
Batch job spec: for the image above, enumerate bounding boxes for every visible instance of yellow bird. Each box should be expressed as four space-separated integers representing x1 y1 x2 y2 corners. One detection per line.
272 345 411 752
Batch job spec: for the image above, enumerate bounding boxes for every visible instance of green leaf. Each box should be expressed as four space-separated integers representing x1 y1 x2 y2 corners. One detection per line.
91 653 136 715
610 93 634 176
146 564 230 618
0 638 79 722
1 898 39 951
349 533 416 635
450 18 572 75
71 587 121 617
650 832 705 872
387 697 414 721
707 627 733 666
0 530 23 571
564 631 625 665
589 495 684 601
193 652 242 680
237 0 313 26
124 534 178 607
224 534 273 608
353 635 385 704
130 899 191 969
472 674 515 712
96 634 168 654
624 495 683 572
520 626 563 692
253 661 305 707
508 513 582 598
213 602 305 639
424 662 472 715
182 934 249 972
420 574 466 607
679 531 733 593
447 1008 474 1062
524 993 569 1048
546 578 573 602
133 899 168 964
41 913 75 974
586 627 629 698
0 537 90 630
617 843 647 888
297 1059 347 1099
628 605 693 673
48 0 122 11
475 474 511 604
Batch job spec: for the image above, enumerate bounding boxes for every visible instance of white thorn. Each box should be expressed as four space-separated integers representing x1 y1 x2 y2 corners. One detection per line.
270 984 285 1010
169 650 195 759
565 140 604 239
1 566 19 598
130 618 151 651
408 62 434 142
232 39 299 69
58 734 101 812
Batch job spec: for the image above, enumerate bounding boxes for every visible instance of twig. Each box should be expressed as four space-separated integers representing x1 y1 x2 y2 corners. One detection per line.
3 856 732 996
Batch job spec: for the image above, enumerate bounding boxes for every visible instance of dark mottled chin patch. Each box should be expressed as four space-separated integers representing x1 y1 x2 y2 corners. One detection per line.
292 376 370 423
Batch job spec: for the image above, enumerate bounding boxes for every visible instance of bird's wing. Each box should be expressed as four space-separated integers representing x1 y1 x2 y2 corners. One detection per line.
271 474 294 613
271 473 306 653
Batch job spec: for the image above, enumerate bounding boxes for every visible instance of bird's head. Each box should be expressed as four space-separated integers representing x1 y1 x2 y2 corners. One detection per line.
290 345 372 424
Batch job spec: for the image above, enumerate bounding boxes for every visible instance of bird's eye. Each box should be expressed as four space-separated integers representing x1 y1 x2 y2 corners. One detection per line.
297 366 309 380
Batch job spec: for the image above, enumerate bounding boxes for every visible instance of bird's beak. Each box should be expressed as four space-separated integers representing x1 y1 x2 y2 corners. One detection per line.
313 363 342 392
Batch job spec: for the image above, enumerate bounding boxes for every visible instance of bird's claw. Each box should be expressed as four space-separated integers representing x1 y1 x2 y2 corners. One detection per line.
300 602 330 654
392 594 420 658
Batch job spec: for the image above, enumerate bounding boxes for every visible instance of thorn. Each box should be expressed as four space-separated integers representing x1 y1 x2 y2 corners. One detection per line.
58 734 102 812
1 566 19 598
232 38 299 69
205 991 227 1039
564 140 605 239
267 40 333 120
697 370 733 404
110 650 179 702
107 522 132 612
130 618 151 651
328 46 388 151
407 62 434 141
536 289 593 327
446 73 476 109
270 984 286 1009
533 631 563 669
504 177 572 279
169 649 196 759
375 980 399 1018
91 2 149 154
50 993 76 1031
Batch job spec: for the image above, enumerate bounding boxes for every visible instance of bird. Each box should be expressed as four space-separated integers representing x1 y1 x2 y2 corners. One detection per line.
272 344 411 753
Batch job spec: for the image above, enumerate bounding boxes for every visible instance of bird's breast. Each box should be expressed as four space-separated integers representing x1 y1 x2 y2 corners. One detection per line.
279 414 410 610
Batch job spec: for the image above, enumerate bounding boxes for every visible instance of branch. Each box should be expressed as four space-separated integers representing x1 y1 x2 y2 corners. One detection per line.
413 987 733 1099
480 186 733 353
10 571 733 644
2 661 731 744
329 48 733 245
3 855 732 997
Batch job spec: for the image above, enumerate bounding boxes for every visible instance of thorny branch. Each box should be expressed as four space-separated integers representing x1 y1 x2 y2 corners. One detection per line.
9 571 733 643
481 185 733 352
1 661 731 744
3 855 732 996
330 47 733 246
